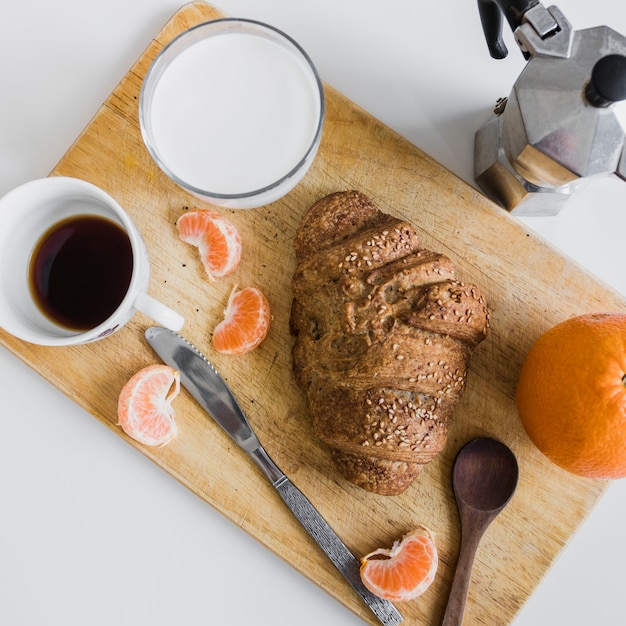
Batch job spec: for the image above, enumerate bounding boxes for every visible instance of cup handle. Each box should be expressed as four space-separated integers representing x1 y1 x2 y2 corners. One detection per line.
134 293 184 331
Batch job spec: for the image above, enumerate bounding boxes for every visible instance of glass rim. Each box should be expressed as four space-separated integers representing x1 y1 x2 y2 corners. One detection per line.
138 17 326 202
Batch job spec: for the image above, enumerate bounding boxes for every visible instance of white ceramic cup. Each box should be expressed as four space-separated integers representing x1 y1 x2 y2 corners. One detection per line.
0 177 184 346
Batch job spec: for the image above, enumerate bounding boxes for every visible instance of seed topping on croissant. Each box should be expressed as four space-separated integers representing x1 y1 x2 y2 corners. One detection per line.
290 191 489 495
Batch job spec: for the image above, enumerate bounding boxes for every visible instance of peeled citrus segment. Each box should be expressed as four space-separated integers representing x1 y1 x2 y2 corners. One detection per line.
213 286 271 355
177 209 242 281
360 527 438 602
118 364 180 446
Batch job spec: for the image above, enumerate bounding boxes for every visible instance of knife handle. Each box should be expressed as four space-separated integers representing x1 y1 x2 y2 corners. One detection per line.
275 477 404 626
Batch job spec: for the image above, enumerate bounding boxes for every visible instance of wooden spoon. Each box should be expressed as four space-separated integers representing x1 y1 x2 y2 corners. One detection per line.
441 437 519 626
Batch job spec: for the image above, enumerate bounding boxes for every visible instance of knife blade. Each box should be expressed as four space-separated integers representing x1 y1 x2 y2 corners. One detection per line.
145 326 403 626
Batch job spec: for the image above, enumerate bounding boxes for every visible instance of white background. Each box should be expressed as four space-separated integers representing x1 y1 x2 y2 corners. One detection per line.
2 1 626 624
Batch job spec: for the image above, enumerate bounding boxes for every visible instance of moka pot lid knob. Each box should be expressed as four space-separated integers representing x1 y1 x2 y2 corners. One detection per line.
585 54 626 108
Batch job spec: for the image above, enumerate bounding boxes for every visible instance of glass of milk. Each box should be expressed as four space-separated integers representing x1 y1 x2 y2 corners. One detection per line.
139 18 325 209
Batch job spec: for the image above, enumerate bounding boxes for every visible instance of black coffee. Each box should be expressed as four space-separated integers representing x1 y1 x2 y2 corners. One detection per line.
29 215 133 331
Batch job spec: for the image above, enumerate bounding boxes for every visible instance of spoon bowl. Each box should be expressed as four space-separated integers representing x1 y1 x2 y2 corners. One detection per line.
441 437 519 626
453 437 519 512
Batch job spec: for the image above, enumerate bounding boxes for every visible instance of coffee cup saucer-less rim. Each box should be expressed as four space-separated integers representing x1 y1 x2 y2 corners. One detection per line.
0 177 147 346
138 18 326 206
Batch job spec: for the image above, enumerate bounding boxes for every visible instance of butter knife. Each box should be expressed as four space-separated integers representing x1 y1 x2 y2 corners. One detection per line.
145 326 403 626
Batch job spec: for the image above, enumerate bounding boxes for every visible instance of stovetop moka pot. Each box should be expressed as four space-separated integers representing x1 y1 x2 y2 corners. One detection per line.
475 0 626 215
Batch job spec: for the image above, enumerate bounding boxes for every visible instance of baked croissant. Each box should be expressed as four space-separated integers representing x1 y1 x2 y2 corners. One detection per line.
290 191 490 495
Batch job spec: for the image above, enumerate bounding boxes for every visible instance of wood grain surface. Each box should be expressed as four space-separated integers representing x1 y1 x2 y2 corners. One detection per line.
3 2 626 624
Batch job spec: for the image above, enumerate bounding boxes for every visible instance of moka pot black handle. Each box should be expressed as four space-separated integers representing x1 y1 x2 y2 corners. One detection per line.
477 0 539 58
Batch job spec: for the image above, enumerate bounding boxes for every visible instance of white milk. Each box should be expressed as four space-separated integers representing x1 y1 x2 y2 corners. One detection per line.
147 30 323 200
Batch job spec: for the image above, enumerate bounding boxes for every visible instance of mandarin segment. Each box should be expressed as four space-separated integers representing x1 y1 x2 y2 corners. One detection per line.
360 526 438 602
516 312 626 479
118 364 180 446
212 286 271 355
177 209 242 280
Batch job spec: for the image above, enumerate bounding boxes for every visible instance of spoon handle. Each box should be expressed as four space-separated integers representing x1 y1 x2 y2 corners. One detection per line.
440 518 489 626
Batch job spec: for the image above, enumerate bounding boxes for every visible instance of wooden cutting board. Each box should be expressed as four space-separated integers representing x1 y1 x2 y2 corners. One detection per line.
3 2 626 624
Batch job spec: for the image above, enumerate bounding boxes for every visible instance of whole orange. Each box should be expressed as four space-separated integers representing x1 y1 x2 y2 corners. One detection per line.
516 312 626 479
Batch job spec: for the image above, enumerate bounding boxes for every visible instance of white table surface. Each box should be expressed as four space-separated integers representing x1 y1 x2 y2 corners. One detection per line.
2 1 626 624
